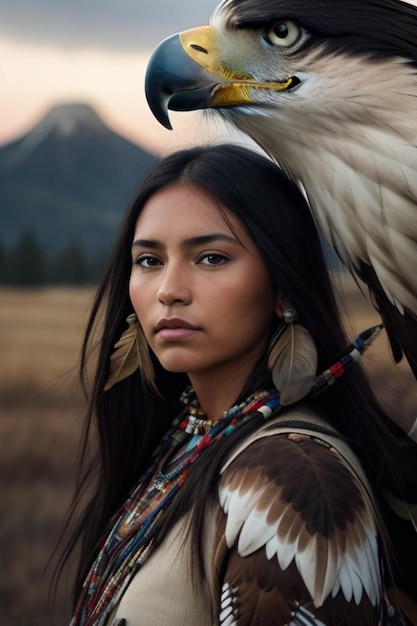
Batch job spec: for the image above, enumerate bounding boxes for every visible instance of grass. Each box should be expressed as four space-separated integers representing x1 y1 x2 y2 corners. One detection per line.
0 287 92 626
1 279 416 625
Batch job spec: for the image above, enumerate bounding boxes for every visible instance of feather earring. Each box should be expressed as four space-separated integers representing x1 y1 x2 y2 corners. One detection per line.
267 307 318 406
104 313 157 392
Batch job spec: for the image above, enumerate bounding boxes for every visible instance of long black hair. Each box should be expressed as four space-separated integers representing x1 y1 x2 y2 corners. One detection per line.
62 143 417 604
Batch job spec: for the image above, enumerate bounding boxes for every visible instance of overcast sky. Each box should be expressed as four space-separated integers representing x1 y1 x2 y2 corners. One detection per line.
1 0 233 152
0 0 218 50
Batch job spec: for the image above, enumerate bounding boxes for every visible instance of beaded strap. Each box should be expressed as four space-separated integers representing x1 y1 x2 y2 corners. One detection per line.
312 324 383 395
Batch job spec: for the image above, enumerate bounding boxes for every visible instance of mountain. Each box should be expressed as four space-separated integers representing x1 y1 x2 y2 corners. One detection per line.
0 103 156 257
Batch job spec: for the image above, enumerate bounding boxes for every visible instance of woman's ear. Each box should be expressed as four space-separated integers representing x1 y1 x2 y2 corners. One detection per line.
275 291 292 319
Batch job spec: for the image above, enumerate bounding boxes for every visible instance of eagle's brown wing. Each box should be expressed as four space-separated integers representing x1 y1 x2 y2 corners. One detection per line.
215 433 394 625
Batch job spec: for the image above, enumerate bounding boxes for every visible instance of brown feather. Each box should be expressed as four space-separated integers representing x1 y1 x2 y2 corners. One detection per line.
359 260 417 377
267 323 318 405
104 314 156 391
217 434 383 623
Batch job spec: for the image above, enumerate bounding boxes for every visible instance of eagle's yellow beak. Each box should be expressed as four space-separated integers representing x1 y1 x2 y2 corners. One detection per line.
145 25 295 129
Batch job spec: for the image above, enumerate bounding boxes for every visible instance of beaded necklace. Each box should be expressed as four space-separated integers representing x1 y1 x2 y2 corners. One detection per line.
72 388 280 626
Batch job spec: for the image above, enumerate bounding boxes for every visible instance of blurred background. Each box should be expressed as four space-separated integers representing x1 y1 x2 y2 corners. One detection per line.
1 1 416 624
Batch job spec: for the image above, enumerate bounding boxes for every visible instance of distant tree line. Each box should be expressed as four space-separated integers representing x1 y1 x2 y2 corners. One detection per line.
0 231 107 286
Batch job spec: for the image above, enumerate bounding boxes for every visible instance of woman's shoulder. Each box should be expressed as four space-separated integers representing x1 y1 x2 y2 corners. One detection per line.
219 406 372 506
221 406 363 476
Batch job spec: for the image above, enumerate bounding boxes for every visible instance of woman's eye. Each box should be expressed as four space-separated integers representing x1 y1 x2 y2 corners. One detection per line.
263 20 301 47
199 253 228 266
136 255 161 268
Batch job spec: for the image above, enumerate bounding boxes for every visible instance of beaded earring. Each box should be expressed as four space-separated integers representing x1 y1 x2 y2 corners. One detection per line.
104 313 157 392
267 307 318 406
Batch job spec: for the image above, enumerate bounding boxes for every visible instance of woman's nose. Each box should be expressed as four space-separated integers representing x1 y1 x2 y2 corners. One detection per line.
157 263 192 305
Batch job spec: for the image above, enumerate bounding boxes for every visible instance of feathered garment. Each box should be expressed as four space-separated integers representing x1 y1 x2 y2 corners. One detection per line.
109 408 413 625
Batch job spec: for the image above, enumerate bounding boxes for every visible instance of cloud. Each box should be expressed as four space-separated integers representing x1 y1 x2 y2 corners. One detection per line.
0 0 218 51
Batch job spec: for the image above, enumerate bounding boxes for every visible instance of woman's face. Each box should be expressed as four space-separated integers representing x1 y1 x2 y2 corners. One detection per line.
129 183 278 391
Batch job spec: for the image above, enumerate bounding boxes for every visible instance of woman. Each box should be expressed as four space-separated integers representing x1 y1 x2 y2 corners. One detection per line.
64 144 417 625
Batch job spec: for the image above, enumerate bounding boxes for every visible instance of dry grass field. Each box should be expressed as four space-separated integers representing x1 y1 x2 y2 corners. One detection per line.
0 287 94 626
1 278 416 625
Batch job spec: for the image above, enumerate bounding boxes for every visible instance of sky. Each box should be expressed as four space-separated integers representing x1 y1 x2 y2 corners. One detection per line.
1 0 238 154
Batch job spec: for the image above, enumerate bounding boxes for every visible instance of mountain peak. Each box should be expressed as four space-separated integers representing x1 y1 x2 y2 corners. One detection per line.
36 102 105 138
0 101 156 258
1 102 114 170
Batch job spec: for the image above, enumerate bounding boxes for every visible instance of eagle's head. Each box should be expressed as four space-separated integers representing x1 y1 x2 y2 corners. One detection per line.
145 0 417 170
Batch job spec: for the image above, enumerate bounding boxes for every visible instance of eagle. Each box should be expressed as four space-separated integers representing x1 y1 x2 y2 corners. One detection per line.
144 0 417 377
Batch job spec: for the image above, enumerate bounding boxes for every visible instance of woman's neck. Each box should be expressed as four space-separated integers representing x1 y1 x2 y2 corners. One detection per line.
188 371 252 421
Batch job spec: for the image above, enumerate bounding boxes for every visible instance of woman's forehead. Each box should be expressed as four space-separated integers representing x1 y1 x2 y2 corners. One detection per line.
136 183 240 235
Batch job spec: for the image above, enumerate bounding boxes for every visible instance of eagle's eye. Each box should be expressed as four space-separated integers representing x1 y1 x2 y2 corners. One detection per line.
263 20 300 47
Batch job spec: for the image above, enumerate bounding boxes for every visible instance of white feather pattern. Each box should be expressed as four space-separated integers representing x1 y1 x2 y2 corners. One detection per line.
219 583 237 626
288 605 327 625
219 446 382 608
222 473 272 545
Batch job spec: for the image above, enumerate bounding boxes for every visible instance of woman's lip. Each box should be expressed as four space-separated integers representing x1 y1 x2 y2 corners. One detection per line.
155 318 199 332
157 327 199 340
155 319 200 340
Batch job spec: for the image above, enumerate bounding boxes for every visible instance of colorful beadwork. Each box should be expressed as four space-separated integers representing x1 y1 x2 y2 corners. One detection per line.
312 324 383 394
179 388 225 435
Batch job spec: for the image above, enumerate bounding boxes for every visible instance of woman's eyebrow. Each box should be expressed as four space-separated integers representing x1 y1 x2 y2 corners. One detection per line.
181 234 238 248
132 238 161 250
132 233 238 250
